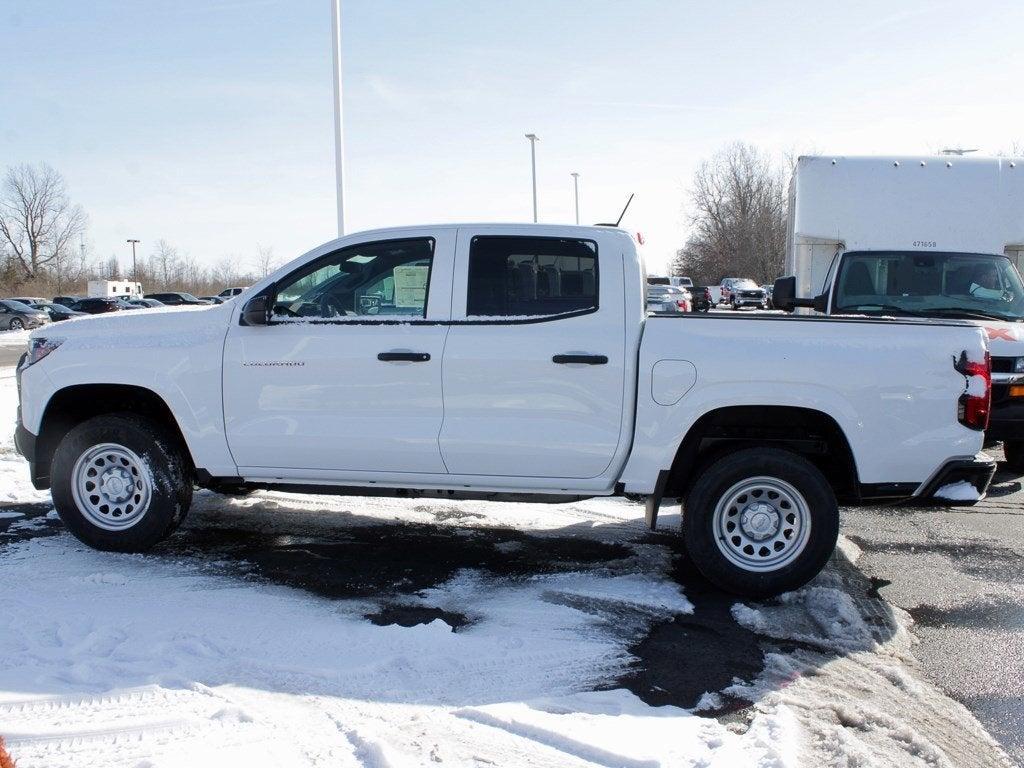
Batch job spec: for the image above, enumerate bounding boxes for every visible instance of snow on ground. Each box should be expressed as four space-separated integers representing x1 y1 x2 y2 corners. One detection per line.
0 361 1013 767
0 328 30 348
0 369 49 504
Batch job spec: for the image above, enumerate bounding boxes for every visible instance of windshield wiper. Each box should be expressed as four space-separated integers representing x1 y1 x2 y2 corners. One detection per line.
924 307 1020 322
835 304 932 318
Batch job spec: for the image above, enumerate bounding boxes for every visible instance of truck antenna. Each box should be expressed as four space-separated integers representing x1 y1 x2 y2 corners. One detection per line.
595 193 635 227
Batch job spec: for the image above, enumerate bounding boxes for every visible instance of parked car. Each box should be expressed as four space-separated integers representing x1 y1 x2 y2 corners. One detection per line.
690 286 714 313
646 285 691 313
68 297 122 315
144 292 208 306
761 284 775 309
128 298 165 308
200 296 227 305
113 298 143 311
29 302 86 322
8 296 48 306
217 287 249 298
721 278 768 310
781 154 1024 472
0 299 50 330
16 223 996 598
52 296 84 308
705 285 725 306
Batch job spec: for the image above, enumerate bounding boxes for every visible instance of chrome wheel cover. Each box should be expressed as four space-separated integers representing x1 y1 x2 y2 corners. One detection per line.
71 443 152 531
712 476 811 573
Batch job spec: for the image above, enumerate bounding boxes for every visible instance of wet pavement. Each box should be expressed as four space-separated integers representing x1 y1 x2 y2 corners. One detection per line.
845 446 1024 766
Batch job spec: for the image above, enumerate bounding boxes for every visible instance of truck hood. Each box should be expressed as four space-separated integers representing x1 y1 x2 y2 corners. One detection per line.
29 304 229 350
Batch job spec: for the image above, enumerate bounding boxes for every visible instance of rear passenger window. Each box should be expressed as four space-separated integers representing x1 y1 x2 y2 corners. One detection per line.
466 236 598 317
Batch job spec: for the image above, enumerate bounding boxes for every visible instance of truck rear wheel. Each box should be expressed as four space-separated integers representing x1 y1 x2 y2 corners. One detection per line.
682 447 839 598
51 414 192 552
1004 441 1024 474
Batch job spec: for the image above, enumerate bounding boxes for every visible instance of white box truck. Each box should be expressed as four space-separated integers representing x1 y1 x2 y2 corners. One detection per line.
775 155 1024 471
87 280 142 300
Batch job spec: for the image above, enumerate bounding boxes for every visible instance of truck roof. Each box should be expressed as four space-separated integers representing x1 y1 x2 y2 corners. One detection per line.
790 155 1024 254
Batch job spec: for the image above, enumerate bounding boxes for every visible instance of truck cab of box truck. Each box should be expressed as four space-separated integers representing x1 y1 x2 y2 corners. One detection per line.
776 155 1024 470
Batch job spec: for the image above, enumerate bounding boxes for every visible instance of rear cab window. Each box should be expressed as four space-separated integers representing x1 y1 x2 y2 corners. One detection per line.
465 236 598 319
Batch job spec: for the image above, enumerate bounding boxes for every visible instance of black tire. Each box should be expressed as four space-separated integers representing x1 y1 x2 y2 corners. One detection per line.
682 447 839 598
51 414 192 552
1004 440 1024 474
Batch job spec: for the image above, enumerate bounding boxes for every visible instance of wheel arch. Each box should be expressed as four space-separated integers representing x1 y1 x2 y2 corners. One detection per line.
663 405 860 504
34 384 194 490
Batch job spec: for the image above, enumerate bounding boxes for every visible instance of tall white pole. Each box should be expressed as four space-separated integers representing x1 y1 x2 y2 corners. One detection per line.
525 133 539 222
331 0 346 236
570 172 580 225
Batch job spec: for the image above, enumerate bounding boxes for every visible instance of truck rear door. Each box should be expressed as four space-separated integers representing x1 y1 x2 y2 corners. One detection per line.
439 227 626 479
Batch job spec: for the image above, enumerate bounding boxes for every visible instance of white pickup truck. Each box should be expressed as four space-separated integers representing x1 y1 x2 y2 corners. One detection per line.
15 224 996 597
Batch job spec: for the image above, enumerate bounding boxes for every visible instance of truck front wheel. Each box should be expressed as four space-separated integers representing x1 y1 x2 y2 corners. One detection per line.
50 414 192 552
1004 441 1024 474
682 448 839 598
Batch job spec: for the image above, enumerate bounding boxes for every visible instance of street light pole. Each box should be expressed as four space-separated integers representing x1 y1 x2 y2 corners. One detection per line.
525 133 539 222
126 239 140 283
330 0 346 236
570 172 580 225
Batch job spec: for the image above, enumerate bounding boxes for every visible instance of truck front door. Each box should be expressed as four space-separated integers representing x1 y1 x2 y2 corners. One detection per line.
223 230 454 475
439 228 626 479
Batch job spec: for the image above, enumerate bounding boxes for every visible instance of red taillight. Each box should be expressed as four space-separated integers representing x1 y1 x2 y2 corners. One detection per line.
676 300 687 308
956 351 991 431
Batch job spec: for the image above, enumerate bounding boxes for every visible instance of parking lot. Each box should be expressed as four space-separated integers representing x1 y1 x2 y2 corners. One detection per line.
0 339 1018 767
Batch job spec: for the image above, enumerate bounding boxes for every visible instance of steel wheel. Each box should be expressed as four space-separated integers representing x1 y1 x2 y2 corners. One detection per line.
71 442 152 531
712 475 811 573
10 318 24 330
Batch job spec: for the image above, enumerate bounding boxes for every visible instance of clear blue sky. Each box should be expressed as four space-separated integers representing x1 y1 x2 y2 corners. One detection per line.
3 0 1022 274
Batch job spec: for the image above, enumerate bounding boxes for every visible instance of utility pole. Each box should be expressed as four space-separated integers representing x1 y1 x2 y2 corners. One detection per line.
126 239 140 283
331 0 346 236
570 172 580 225
525 133 539 222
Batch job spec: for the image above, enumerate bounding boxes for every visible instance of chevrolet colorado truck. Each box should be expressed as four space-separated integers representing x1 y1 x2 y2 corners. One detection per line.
15 224 997 597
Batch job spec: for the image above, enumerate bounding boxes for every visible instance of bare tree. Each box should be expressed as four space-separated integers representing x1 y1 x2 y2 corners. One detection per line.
0 163 87 279
673 142 788 285
150 239 179 289
253 244 278 277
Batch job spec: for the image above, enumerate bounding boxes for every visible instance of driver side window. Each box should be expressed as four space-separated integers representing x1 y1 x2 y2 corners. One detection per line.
273 238 434 319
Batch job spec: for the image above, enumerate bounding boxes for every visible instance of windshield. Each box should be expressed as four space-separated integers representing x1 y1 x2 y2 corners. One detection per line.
833 251 1024 322
1 300 35 312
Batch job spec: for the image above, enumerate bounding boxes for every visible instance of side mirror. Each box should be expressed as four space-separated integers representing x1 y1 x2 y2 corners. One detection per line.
772 276 828 313
240 290 272 326
772 276 797 312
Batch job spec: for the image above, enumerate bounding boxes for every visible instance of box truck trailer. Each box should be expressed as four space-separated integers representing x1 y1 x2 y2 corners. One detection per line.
774 155 1024 471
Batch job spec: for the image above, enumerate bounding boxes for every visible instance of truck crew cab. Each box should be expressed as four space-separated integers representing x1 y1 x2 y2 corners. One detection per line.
16 224 995 597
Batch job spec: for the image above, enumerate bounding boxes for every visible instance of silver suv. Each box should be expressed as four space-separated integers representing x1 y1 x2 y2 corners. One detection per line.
721 278 767 310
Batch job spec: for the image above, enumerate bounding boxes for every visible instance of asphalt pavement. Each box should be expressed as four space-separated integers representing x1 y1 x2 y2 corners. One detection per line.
845 445 1024 765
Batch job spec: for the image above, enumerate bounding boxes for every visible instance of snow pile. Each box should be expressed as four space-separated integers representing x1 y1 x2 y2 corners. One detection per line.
933 480 982 502
732 586 876 653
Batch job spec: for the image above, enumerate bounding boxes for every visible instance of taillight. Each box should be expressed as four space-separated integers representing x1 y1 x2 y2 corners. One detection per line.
956 350 991 431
